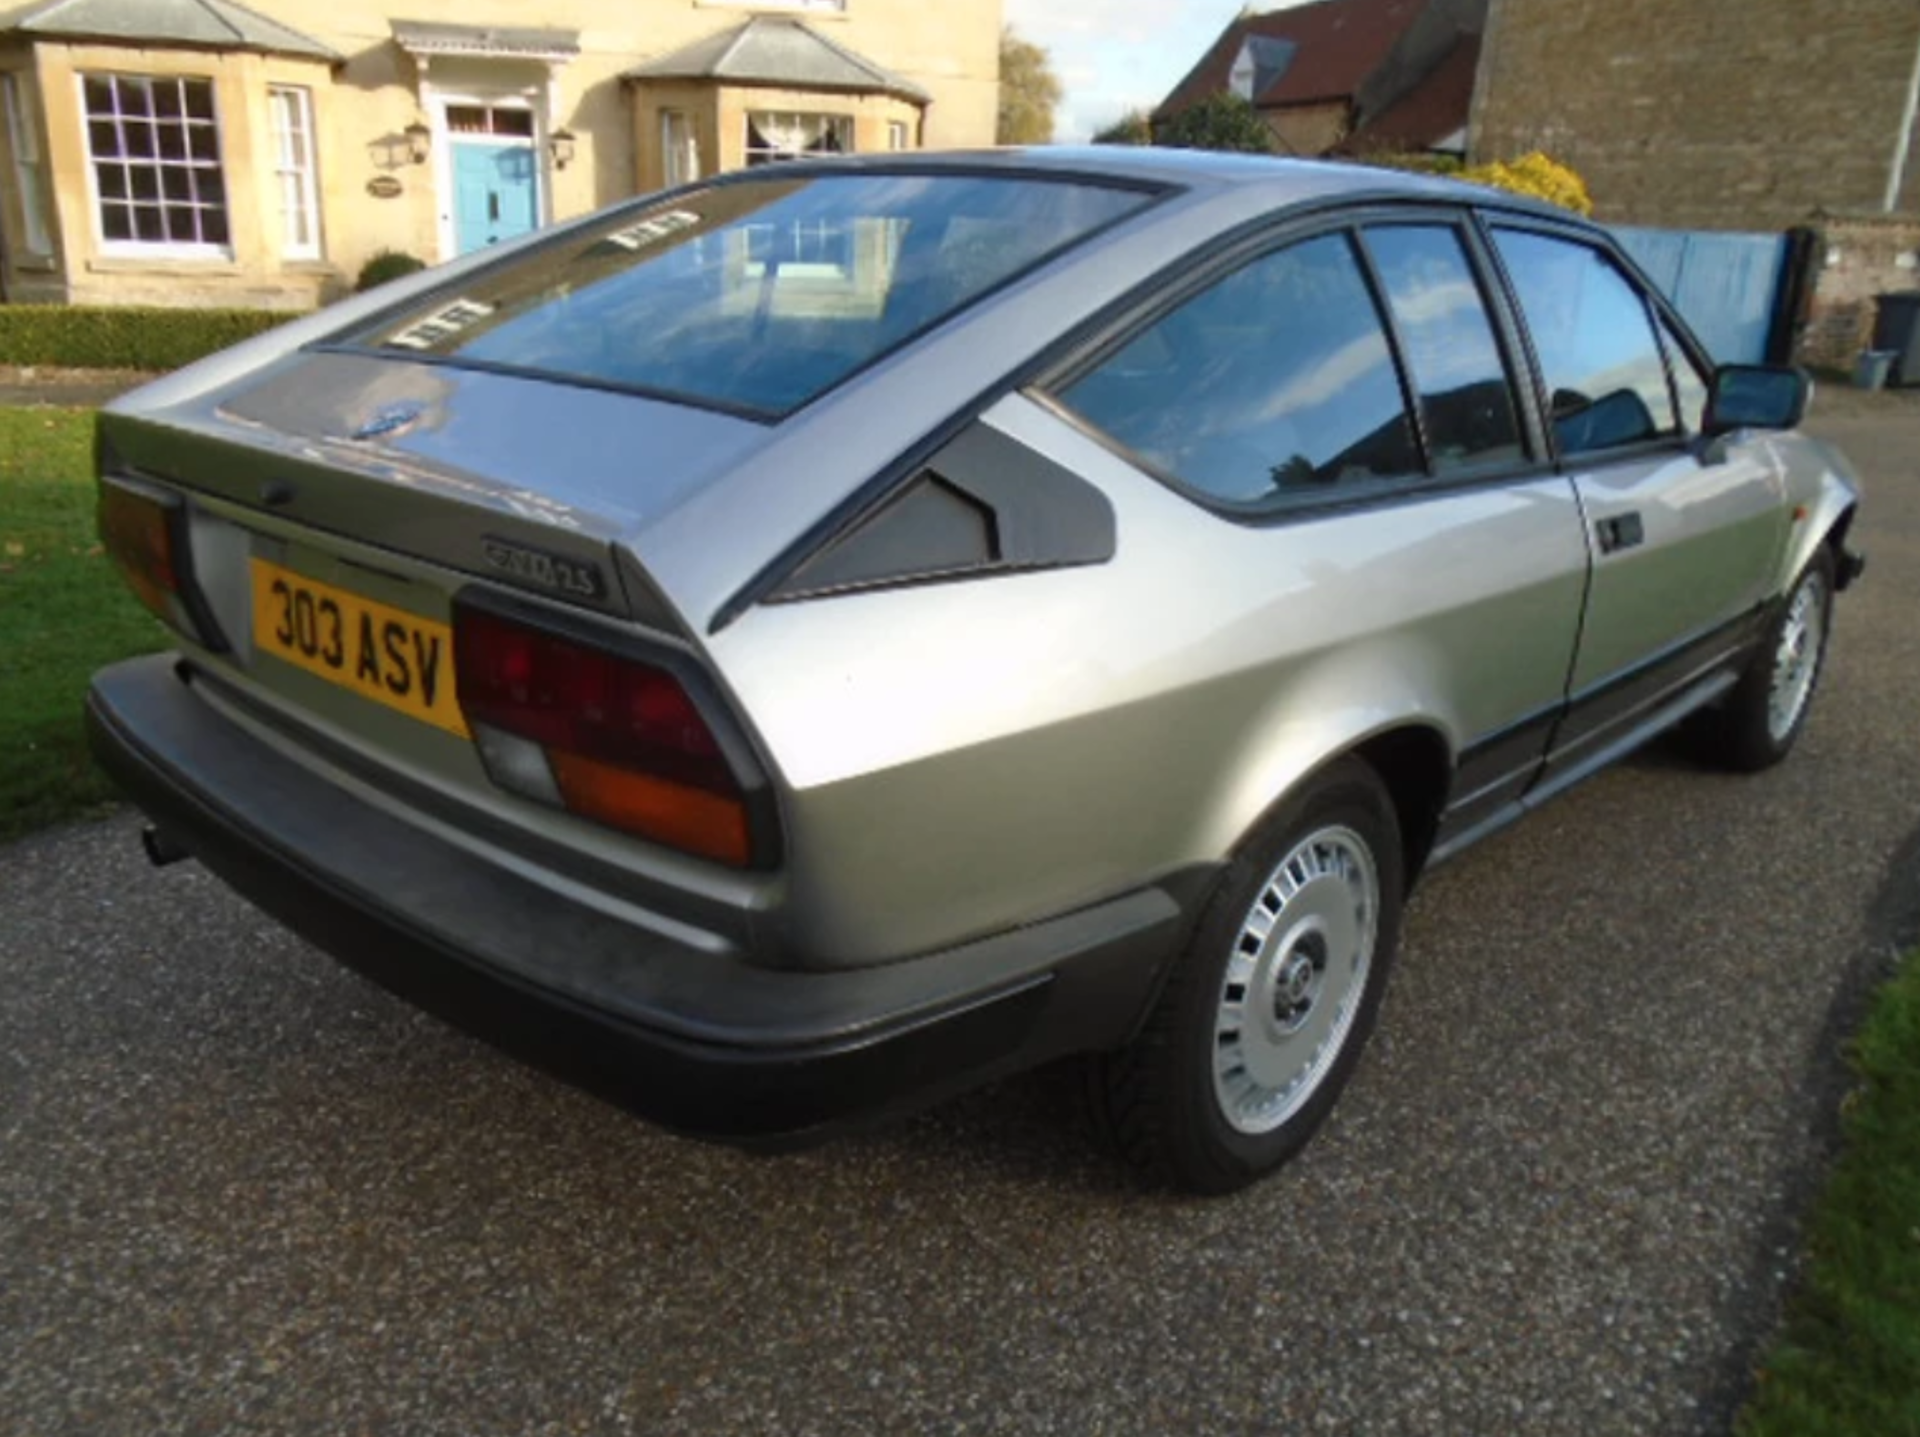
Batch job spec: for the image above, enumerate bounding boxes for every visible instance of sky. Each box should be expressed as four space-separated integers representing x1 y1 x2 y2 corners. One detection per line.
1005 0 1313 143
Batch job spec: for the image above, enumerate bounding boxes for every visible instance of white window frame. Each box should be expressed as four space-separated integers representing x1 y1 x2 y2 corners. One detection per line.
661 109 699 188
79 72 231 259
427 88 546 263
743 110 852 166
3 72 51 257
887 119 911 152
268 84 321 261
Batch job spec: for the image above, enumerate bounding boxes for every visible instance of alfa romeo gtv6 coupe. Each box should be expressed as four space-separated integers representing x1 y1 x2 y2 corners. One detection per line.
88 150 1863 1192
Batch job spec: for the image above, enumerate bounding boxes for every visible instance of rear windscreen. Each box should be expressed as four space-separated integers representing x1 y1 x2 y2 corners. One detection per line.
344 172 1157 418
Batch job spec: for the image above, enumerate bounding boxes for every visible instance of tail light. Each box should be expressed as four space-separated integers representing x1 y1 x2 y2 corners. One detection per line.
453 601 763 868
98 475 224 650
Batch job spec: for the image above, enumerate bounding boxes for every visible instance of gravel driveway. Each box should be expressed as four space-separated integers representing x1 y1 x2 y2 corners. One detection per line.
4 409 1917 1437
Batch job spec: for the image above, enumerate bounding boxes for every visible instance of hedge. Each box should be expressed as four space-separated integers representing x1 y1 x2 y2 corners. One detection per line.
0 305 301 371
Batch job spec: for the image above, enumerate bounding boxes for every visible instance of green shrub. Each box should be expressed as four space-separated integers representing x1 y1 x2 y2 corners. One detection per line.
0 305 295 371
1154 94 1277 155
1092 109 1154 146
356 249 427 292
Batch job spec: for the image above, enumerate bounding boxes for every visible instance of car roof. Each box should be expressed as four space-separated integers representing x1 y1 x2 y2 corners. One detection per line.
801 145 1572 223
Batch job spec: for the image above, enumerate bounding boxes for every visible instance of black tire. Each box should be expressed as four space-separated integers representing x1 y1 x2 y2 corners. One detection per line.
1086 757 1404 1195
1693 546 1835 773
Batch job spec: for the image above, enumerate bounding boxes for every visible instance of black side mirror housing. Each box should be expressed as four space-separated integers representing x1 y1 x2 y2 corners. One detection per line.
1703 364 1812 437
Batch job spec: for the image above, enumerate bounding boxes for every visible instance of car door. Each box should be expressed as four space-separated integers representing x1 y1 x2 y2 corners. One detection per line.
1486 222 1789 771
1040 211 1591 847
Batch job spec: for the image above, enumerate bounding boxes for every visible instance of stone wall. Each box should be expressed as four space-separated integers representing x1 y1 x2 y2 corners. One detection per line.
1471 0 1920 229
1264 101 1351 158
1800 212 1920 370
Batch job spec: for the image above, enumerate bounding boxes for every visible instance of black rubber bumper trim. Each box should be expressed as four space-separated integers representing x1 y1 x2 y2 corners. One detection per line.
1838 547 1866 592
86 657 1191 1145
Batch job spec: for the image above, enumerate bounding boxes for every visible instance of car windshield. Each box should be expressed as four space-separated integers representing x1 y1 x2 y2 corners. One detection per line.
343 171 1156 418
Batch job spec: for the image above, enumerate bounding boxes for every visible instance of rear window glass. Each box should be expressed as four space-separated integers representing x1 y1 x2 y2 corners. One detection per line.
343 173 1155 418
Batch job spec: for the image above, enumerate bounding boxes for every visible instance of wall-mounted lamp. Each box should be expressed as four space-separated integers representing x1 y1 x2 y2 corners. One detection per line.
403 120 432 165
549 127 577 171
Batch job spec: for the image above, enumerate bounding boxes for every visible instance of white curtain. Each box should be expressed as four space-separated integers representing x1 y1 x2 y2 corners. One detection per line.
747 112 846 156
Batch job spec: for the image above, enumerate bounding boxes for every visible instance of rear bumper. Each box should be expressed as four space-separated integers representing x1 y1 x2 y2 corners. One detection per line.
86 655 1192 1145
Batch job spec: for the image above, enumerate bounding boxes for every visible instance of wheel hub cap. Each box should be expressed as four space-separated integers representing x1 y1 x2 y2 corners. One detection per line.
1213 827 1379 1135
1767 572 1826 743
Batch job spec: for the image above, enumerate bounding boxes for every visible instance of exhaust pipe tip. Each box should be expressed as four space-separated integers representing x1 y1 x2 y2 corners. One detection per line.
140 825 192 868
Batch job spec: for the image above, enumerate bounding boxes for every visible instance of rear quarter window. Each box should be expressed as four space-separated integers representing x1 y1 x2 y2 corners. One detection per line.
1054 232 1420 510
343 173 1155 418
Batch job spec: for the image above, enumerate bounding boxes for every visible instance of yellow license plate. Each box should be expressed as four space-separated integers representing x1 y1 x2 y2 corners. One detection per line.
249 557 469 738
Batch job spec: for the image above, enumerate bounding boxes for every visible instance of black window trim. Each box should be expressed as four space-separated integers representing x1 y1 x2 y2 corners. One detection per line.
1474 211 1696 469
1031 201 1565 529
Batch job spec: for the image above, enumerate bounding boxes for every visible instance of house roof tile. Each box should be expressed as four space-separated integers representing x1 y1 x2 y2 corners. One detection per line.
1344 34 1480 153
1159 0 1427 116
624 16 928 104
0 0 336 60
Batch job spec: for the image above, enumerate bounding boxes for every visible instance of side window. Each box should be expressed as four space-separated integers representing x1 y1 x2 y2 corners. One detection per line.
1491 228 1679 458
1655 313 1711 433
1362 224 1525 473
1055 233 1419 508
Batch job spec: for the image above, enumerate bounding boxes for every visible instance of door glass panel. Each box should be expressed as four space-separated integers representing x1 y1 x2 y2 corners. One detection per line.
1363 224 1524 472
1492 228 1679 458
1056 233 1419 508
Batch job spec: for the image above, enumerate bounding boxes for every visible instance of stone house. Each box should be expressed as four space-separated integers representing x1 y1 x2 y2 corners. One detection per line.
1155 0 1486 160
1469 0 1920 366
0 0 1000 308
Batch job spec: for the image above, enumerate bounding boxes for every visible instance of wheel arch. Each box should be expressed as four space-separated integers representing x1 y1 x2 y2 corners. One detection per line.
1774 437 1862 599
1218 720 1455 893
1351 724 1453 887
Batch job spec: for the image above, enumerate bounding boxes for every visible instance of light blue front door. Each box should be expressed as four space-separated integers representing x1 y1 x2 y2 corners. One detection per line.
453 143 538 254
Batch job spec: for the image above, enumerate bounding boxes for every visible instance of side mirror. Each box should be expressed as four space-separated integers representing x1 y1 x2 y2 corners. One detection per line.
1703 364 1811 436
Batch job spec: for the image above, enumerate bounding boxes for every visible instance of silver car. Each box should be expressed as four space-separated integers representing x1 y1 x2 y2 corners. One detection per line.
88 150 1863 1192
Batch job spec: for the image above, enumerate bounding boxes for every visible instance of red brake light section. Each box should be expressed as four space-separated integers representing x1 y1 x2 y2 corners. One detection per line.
98 480 182 624
453 604 754 867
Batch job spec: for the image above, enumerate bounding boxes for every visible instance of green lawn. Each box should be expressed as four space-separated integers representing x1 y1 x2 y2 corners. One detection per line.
1741 949 1920 1435
0 407 166 840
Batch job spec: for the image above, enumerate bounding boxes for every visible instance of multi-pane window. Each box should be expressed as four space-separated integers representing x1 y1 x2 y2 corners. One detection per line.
82 74 228 250
744 112 850 165
662 110 698 187
268 85 320 260
446 104 535 138
2 72 51 256
743 217 852 276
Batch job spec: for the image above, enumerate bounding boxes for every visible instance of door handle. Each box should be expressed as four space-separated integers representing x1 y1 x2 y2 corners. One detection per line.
488 192 500 222
1596 512 1645 555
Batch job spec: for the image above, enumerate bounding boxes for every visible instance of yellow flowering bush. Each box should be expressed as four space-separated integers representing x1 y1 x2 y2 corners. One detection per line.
1457 152 1593 215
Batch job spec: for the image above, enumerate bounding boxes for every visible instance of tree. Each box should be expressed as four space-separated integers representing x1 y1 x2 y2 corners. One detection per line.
997 26 1061 145
1091 109 1153 146
1155 93 1276 154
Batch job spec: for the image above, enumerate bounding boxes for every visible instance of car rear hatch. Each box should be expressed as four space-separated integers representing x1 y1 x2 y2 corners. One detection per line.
97 348 783 936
